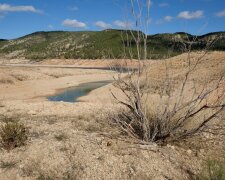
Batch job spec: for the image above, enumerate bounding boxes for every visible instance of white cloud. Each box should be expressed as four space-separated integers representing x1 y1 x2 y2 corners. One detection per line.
159 3 169 7
216 9 225 17
0 3 40 13
156 16 173 25
177 10 204 20
95 21 112 29
62 19 86 28
164 16 173 22
113 20 133 29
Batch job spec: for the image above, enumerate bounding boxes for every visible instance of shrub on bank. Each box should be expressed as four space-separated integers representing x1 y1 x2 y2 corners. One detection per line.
0 121 29 150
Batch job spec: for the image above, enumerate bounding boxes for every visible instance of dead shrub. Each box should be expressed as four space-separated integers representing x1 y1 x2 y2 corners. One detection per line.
112 66 225 144
0 122 29 150
11 74 28 81
110 0 224 144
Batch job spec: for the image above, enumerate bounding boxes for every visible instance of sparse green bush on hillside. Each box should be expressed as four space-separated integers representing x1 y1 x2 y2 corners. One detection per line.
0 30 224 60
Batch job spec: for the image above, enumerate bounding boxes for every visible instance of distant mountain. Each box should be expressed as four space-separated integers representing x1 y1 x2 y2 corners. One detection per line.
0 30 224 60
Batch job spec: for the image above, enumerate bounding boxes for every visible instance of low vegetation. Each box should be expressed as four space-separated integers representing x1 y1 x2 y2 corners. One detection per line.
0 160 17 169
54 133 68 141
0 78 14 84
198 160 225 180
0 121 29 150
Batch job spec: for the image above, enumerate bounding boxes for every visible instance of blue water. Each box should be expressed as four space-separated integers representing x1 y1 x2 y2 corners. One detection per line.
47 81 112 103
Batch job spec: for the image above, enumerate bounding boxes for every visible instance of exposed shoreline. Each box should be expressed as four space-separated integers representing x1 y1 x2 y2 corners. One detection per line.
0 52 224 179
42 80 114 102
0 65 118 116
0 66 116 100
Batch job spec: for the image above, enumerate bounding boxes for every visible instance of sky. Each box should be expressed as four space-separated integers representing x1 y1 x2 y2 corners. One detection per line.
0 0 225 39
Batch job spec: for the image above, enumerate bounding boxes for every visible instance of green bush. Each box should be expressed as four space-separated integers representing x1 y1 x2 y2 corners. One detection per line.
0 122 29 150
198 160 225 180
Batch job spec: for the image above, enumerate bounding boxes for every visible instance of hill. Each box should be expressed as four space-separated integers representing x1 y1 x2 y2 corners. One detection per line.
0 30 224 60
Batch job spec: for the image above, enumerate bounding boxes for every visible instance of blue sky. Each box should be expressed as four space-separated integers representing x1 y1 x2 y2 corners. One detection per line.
0 0 225 39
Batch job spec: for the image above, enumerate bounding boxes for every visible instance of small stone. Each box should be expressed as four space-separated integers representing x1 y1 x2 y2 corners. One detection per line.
166 144 175 150
95 137 104 145
166 144 171 148
187 149 192 154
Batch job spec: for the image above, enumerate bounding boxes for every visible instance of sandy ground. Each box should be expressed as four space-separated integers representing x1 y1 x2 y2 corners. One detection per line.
0 52 224 179
0 66 118 117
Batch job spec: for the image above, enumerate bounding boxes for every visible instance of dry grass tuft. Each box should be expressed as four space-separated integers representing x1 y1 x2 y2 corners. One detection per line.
0 160 17 169
0 78 14 84
54 133 68 141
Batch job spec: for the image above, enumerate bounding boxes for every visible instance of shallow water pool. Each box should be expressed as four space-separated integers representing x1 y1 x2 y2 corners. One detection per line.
47 80 112 103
